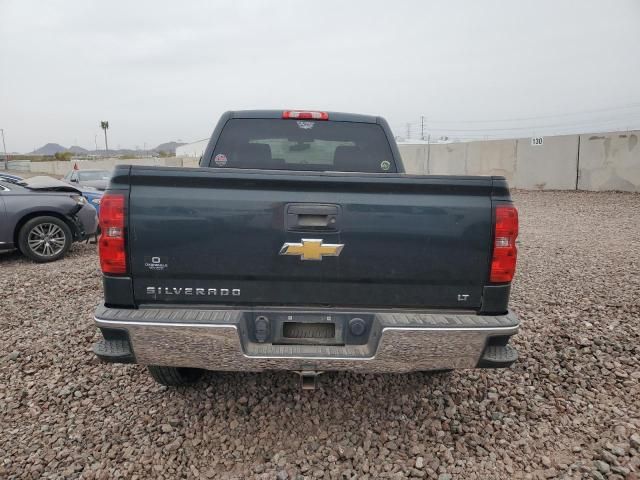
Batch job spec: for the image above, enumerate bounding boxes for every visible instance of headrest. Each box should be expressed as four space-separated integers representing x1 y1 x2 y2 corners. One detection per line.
234 143 272 167
333 145 372 172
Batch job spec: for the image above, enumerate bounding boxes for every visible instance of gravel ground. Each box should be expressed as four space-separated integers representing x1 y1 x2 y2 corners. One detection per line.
1 191 639 480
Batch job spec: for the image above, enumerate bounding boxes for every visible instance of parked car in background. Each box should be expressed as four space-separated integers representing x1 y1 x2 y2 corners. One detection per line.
62 169 111 191
0 173 24 183
74 185 103 216
0 176 98 262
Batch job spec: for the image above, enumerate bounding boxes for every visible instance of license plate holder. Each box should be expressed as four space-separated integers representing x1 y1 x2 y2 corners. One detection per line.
273 316 345 346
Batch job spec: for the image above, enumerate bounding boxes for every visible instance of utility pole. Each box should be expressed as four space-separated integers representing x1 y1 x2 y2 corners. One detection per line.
94 134 98 152
0 129 8 170
100 121 109 156
421 116 425 140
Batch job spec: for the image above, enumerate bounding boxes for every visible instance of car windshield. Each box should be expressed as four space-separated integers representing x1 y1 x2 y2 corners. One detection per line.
79 171 111 181
212 119 396 173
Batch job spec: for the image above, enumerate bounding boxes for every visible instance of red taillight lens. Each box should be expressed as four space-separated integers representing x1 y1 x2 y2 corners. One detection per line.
282 110 329 120
99 193 126 274
490 205 518 283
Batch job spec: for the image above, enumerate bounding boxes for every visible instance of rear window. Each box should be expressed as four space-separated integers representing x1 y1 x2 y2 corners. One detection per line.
211 119 396 173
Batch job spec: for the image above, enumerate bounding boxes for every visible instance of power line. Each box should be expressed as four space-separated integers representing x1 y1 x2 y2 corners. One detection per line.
422 116 640 132
392 114 640 137
421 102 640 125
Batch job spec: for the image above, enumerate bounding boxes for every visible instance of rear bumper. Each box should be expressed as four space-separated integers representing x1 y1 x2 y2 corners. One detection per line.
93 305 519 373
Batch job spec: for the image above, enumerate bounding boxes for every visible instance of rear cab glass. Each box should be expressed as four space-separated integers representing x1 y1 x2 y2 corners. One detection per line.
211 119 397 173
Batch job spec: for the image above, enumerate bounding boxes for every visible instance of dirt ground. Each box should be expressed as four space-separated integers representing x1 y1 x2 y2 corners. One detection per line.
1 191 639 479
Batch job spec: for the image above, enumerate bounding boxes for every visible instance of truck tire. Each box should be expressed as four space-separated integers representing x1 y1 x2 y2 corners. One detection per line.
147 366 204 386
18 216 72 262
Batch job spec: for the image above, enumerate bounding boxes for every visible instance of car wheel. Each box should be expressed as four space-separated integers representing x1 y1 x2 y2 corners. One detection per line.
147 366 204 386
18 216 73 263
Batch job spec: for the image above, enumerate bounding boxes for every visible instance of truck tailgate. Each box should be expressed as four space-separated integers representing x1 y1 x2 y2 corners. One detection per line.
127 167 494 309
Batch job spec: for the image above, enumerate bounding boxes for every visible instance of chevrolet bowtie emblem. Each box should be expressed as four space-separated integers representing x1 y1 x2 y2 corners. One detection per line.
279 239 344 261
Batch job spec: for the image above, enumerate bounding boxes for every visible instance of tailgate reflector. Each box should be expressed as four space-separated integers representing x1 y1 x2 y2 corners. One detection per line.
99 193 127 275
282 110 329 120
490 205 518 283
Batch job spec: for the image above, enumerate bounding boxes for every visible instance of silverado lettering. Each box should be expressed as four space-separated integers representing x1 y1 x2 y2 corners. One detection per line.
146 287 241 296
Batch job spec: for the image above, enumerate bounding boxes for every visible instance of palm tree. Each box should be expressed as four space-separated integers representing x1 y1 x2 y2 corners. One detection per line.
100 121 109 155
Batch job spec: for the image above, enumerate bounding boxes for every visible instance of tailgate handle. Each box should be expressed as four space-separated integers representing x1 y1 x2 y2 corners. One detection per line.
287 204 340 231
297 214 333 228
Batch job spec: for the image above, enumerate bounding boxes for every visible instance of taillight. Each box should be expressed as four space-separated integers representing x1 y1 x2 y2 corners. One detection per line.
490 205 518 283
99 193 126 274
282 110 329 120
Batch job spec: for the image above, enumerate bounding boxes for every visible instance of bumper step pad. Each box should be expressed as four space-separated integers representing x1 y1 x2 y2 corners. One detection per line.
478 344 518 368
93 339 135 364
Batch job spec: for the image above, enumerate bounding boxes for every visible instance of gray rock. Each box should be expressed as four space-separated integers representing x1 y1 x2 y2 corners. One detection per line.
165 438 183 452
598 449 617 465
606 444 625 457
611 465 630 475
593 460 610 474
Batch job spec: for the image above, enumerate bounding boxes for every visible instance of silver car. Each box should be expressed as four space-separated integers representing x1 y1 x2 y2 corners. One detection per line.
0 176 98 262
62 169 111 191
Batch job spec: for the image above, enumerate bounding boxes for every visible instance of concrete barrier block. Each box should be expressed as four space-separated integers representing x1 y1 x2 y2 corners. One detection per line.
428 144 467 175
577 132 640 192
466 140 517 180
182 158 200 168
397 145 428 174
514 135 578 190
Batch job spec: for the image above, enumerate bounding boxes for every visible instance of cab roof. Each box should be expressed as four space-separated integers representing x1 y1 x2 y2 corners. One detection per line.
228 110 380 124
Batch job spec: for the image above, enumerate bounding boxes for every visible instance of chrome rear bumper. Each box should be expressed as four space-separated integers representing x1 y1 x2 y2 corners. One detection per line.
94 305 519 373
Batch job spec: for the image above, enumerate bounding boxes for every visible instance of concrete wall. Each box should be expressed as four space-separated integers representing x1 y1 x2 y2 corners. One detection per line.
398 129 640 192
6 160 31 172
5 130 639 191
20 157 188 176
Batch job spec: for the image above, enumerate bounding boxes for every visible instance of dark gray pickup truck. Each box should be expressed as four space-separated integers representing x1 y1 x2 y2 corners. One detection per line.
93 110 520 388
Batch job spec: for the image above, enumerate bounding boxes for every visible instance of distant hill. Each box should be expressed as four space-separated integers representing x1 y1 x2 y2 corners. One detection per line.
30 143 67 155
27 141 187 156
67 145 89 154
153 141 186 154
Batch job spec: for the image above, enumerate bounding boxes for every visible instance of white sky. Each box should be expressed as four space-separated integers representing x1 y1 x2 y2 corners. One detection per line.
1 0 640 152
